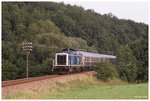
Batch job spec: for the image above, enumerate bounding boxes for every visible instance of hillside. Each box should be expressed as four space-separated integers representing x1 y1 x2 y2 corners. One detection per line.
2 2 148 82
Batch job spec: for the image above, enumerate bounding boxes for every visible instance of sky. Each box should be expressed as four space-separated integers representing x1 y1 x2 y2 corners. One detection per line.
60 0 148 24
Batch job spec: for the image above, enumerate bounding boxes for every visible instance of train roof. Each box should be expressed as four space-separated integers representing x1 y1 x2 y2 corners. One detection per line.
62 48 116 59
77 51 116 59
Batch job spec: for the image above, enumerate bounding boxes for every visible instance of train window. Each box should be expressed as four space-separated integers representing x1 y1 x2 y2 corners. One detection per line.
76 56 81 65
85 57 88 61
87 57 90 61
57 55 66 65
69 55 81 65
69 56 75 65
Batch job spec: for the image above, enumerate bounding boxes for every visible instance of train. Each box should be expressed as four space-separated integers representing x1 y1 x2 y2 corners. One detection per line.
52 48 116 74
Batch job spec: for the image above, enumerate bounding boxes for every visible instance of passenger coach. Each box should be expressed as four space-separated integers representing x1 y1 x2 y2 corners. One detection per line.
52 48 116 74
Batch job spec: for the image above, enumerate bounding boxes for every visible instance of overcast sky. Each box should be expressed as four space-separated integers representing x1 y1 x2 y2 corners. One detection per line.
62 1 148 24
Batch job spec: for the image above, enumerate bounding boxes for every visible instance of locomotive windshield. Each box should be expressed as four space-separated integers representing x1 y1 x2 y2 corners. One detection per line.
57 55 66 65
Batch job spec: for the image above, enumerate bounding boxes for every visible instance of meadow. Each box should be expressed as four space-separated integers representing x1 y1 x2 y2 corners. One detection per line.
43 83 148 99
4 76 148 99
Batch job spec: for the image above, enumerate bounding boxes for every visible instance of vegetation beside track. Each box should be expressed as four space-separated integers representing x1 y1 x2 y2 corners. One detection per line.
3 76 148 99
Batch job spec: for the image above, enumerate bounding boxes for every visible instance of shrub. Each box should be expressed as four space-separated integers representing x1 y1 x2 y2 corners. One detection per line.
94 60 118 81
2 60 18 81
29 58 54 77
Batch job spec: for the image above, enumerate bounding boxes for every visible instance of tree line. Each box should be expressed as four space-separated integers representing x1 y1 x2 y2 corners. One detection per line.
2 2 148 83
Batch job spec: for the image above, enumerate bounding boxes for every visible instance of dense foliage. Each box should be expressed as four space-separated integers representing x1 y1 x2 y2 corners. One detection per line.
116 45 138 83
2 2 148 82
94 61 118 81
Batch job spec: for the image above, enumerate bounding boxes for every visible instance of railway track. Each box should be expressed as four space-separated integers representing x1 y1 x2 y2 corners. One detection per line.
2 75 59 87
2 71 93 87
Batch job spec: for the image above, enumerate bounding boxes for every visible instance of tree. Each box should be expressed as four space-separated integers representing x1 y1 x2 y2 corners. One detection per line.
116 45 137 83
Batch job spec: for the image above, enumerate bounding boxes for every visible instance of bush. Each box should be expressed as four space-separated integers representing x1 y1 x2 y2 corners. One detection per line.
29 58 55 77
2 60 18 81
94 60 118 81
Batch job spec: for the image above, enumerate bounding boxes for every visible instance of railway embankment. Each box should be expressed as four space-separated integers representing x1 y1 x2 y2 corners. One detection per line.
2 71 95 97
3 71 147 99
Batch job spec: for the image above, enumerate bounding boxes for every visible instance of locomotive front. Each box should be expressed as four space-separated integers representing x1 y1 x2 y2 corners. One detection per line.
53 48 83 74
53 52 69 74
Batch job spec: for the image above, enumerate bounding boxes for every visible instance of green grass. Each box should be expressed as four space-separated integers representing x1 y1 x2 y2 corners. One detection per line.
4 76 148 99
41 83 148 99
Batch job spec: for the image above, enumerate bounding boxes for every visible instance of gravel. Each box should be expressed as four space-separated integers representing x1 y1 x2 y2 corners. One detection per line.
2 71 95 97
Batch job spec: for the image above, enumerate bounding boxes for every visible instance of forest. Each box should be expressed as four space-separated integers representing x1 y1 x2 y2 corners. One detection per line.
2 2 148 83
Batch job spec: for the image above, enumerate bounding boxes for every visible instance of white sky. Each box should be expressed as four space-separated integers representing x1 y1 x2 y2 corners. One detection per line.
61 0 148 24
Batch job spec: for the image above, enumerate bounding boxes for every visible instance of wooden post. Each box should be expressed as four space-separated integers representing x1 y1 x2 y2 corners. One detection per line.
26 50 29 78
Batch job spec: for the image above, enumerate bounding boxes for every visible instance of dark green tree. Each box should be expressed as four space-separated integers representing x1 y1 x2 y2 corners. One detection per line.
116 45 138 83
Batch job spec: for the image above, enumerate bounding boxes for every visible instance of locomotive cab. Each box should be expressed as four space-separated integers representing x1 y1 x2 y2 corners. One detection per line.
53 49 83 74
55 53 68 65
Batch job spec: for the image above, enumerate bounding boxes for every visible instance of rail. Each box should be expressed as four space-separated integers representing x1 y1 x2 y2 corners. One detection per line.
2 71 94 87
2 75 59 87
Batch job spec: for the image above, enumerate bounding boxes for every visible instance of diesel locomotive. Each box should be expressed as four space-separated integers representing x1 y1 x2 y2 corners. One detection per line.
52 48 116 74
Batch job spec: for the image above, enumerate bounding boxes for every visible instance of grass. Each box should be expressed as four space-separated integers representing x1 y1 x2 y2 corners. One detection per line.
43 83 148 99
4 76 148 99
